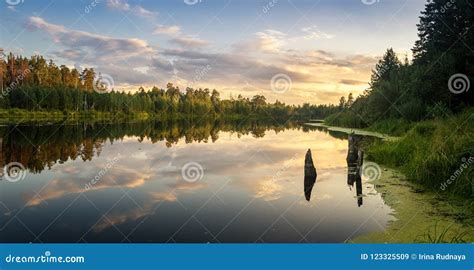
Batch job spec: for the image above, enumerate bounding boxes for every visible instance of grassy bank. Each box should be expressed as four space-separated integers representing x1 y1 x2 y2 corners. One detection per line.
326 109 473 197
0 108 289 124
352 167 473 243
366 110 473 197
0 109 152 124
324 111 413 136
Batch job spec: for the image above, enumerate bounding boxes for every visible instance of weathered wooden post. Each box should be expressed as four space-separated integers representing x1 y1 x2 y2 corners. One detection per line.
0 138 3 180
304 149 317 201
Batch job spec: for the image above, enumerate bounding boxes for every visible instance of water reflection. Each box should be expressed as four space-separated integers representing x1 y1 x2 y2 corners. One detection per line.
304 149 317 201
0 121 395 243
346 134 364 207
0 119 301 175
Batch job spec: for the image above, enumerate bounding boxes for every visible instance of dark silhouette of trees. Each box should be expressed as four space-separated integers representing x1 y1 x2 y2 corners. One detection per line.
327 0 473 127
0 53 340 121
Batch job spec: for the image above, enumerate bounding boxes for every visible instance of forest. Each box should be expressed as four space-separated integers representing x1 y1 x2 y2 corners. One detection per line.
0 119 306 173
0 52 340 122
2 1 471 125
326 0 473 128
322 0 473 198
0 0 472 198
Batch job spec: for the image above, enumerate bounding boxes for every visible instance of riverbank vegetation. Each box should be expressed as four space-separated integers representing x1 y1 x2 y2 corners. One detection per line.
326 0 473 128
0 0 472 198
367 109 473 197
325 0 473 198
0 52 340 123
353 168 473 243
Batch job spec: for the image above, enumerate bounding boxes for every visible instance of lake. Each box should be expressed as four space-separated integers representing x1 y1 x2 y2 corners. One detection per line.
0 120 395 243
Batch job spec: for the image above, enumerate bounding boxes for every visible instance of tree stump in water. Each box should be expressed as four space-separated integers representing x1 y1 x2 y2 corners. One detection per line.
0 138 2 180
304 149 317 201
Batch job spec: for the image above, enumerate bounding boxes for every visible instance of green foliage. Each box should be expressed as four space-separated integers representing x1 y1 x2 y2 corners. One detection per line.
416 223 469 243
0 54 341 121
325 0 473 127
367 109 474 197
0 118 303 172
367 119 413 136
324 110 367 128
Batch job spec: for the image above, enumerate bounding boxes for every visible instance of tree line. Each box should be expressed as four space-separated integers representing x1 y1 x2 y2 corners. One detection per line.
0 119 305 173
0 51 340 121
327 0 473 127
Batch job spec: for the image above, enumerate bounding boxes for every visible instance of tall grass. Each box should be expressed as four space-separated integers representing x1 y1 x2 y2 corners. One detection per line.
324 111 367 129
366 109 474 197
415 223 469 243
324 111 413 136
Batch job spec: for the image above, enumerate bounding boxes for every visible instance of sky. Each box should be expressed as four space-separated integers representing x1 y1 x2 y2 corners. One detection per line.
1 0 427 105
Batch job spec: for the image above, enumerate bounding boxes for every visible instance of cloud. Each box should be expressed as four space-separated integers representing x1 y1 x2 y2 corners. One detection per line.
26 16 162 91
169 36 210 49
234 29 286 53
27 16 157 86
91 181 207 232
133 6 157 18
106 0 158 19
339 79 367 85
254 30 286 53
24 167 153 206
107 0 130 11
155 48 312 87
152 22 209 49
25 16 376 104
28 16 154 62
300 25 335 40
153 24 181 35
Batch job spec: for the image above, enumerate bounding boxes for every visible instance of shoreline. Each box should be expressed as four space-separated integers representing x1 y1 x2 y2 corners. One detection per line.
304 122 399 141
0 109 286 124
352 166 473 243
311 118 474 243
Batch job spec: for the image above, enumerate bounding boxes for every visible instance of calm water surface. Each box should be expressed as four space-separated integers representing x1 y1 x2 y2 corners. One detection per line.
0 121 394 243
